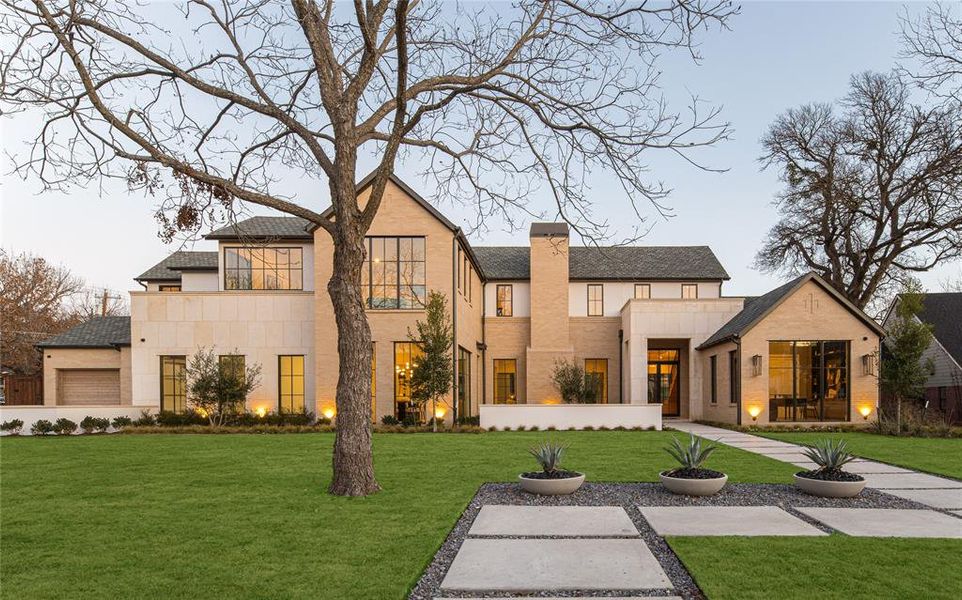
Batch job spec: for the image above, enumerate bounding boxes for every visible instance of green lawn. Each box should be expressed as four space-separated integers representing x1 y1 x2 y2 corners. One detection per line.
758 431 962 479
670 536 962 600
0 431 791 599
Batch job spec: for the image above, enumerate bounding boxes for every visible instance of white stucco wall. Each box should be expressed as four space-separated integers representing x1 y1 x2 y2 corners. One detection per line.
483 281 531 317
129 291 315 413
620 298 745 418
480 403 663 430
568 281 723 317
181 271 219 291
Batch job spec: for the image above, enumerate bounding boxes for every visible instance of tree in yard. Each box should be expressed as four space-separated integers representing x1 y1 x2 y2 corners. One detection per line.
1 0 736 495
550 359 597 404
881 280 934 435
755 71 962 313
408 291 453 432
185 347 262 427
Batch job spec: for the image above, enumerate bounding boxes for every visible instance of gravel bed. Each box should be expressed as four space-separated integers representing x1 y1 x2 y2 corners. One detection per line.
409 481 933 600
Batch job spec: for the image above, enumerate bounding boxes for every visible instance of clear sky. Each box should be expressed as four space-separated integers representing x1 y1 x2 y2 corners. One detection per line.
2 1 959 297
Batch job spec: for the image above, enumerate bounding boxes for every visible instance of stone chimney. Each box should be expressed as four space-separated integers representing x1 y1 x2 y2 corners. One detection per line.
526 223 573 403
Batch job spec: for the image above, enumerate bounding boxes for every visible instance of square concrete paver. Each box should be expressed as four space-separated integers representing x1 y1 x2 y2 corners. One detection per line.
845 462 914 475
756 452 813 463
880 488 962 510
797 508 962 538
638 506 827 537
861 472 962 489
469 506 638 537
440 538 672 591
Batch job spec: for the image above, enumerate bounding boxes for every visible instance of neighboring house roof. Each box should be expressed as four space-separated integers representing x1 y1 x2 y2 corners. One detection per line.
473 245 730 281
205 216 313 241
918 293 962 368
36 316 131 349
698 272 884 350
136 251 219 282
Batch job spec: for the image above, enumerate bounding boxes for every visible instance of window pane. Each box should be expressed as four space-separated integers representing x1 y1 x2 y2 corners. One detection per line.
585 359 607 403
493 359 517 404
635 284 650 299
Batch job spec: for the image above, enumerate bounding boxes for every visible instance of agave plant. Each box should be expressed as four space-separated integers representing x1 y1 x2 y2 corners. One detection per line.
529 441 567 474
665 433 717 470
802 439 856 471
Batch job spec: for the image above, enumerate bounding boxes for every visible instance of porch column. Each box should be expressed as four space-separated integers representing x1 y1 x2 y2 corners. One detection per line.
628 334 648 404
688 339 703 420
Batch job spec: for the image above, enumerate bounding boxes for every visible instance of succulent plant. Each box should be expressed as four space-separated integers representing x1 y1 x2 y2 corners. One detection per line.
665 433 717 470
802 439 856 471
529 441 567 474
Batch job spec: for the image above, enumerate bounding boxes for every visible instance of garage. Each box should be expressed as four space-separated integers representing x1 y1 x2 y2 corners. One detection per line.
58 370 121 406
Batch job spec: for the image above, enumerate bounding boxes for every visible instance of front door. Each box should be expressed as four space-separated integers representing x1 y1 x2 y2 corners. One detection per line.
648 349 680 417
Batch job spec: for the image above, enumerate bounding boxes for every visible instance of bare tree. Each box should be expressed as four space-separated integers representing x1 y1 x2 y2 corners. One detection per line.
1 0 736 496
0 250 83 373
900 3 962 101
755 72 962 312
70 289 129 320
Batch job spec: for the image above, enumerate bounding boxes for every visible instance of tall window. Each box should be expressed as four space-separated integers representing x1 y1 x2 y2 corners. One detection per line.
160 355 186 413
496 284 513 316
458 347 472 418
493 359 517 404
584 359 608 403
709 355 717 404
634 284 650 299
363 237 426 309
681 284 698 299
769 341 849 422
278 355 305 413
728 350 738 404
587 284 604 316
394 342 424 421
224 247 303 290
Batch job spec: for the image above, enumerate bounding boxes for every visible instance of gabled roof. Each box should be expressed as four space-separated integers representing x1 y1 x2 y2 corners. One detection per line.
205 216 313 241
698 272 884 350
136 251 219 282
473 245 730 281
918 293 962 368
36 316 131 349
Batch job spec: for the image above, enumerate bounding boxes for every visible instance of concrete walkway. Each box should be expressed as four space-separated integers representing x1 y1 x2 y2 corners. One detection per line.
669 422 962 512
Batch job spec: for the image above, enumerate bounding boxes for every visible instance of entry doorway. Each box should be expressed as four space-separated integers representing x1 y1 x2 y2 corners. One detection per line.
648 349 680 417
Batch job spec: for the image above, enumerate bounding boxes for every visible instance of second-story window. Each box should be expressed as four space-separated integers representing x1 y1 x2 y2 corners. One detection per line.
634 283 650 299
587 284 604 316
496 284 513 316
224 247 303 290
681 284 698 299
363 237 426 309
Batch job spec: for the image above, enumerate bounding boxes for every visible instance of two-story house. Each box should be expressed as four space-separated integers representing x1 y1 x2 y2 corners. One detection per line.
32 174 884 428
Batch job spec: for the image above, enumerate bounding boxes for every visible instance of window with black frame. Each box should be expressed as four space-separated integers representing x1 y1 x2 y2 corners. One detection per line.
769 341 849 422
224 247 303 290
362 237 426 309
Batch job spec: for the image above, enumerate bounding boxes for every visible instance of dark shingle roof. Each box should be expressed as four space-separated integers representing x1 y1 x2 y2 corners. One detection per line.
473 246 730 281
37 316 131 349
205 216 313 241
919 293 962 366
699 275 807 349
136 251 219 282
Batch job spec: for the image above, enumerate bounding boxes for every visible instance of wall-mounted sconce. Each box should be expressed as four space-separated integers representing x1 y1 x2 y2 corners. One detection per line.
751 354 762 377
747 405 762 422
861 353 877 376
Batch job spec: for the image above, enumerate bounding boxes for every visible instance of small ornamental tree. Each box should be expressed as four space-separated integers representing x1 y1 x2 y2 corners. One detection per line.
186 347 262 427
408 291 453 432
550 359 597 404
881 281 935 435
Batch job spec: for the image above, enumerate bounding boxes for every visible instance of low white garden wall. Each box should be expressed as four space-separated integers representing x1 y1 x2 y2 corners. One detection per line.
0 405 155 435
480 403 663 431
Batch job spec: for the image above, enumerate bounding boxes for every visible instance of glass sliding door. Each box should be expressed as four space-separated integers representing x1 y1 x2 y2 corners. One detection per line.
647 349 680 417
769 341 849 422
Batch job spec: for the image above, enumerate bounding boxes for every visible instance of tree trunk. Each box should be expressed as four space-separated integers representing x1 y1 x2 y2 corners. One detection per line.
327 223 380 496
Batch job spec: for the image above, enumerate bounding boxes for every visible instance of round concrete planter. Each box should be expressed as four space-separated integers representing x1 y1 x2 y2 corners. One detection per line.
518 472 585 495
659 471 728 496
794 473 866 498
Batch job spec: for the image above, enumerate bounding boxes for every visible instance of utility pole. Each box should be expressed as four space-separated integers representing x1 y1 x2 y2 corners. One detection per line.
101 289 108 317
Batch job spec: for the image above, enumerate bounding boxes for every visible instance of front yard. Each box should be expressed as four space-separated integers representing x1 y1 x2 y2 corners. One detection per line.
758 431 962 479
2 430 960 599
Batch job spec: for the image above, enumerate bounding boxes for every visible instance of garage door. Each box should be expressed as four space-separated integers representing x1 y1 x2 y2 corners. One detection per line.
58 370 121 405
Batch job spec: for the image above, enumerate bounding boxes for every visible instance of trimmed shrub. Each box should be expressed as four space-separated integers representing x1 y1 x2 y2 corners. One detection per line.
456 415 480 426
156 411 206 427
53 418 78 435
381 415 400 426
1 419 25 435
80 416 110 434
31 419 54 435
111 416 132 430
133 410 156 426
